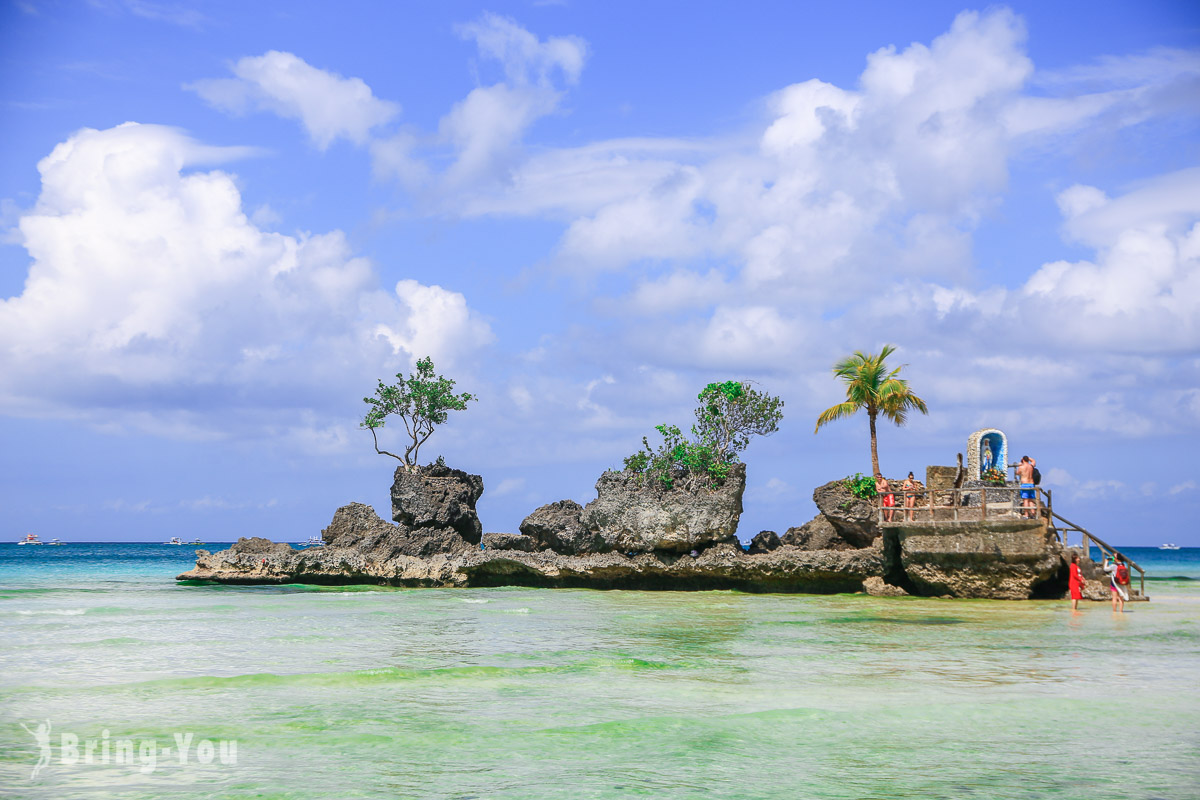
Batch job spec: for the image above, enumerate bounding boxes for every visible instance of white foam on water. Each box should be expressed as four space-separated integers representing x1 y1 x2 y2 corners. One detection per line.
461 598 491 604
14 608 86 615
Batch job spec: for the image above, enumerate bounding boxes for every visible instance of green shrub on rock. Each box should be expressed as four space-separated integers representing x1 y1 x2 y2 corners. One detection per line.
623 381 783 490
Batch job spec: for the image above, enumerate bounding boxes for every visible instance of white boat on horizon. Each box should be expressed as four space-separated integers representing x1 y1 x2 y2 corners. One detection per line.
17 533 44 545
1159 543 1181 550
187 539 205 545
46 538 65 546
297 536 325 548
164 537 183 545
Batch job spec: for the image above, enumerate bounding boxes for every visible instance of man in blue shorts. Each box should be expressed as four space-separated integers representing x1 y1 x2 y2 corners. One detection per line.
1016 455 1037 518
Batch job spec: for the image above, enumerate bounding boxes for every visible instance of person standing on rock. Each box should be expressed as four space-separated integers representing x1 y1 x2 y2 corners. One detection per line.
876 473 894 523
902 472 919 522
1068 551 1086 613
1016 456 1037 518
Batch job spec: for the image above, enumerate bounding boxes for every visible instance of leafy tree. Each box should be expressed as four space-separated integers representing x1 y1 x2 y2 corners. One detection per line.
814 345 927 476
624 381 784 489
694 380 784 460
361 357 476 470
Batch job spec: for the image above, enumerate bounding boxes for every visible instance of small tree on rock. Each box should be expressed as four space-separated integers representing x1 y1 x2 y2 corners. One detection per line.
624 380 784 489
361 356 476 470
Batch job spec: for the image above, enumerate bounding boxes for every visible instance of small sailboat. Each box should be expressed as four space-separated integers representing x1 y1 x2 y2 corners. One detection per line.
164 537 183 545
1159 543 1181 550
17 533 44 545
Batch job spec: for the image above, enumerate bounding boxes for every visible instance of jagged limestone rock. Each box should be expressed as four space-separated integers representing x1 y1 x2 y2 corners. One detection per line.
481 532 536 552
811 479 881 548
748 530 781 554
781 515 855 551
391 463 484 544
578 463 746 554
519 500 605 555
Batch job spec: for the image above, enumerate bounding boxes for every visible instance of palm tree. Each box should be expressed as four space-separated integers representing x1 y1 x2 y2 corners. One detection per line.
814 345 928 476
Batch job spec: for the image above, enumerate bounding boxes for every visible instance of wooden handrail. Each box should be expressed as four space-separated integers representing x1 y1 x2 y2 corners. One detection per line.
1047 509 1144 596
872 483 1145 597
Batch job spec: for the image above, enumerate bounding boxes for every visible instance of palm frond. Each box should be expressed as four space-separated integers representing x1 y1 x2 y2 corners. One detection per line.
814 401 861 432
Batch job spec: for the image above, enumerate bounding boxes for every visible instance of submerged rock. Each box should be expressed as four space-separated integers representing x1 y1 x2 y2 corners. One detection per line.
862 576 909 597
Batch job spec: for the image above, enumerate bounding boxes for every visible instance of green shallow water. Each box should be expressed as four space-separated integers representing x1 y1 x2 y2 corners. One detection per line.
1 545 1199 798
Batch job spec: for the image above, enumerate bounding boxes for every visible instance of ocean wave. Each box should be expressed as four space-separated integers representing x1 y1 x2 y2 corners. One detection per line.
96 655 681 693
13 608 86 615
460 598 491 604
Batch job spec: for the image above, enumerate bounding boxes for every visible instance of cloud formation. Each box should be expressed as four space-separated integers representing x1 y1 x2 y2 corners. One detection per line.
0 123 491 427
189 51 399 149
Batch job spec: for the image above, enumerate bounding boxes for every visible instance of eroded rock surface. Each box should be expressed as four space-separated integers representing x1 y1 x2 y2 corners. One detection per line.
781 515 854 551
894 520 1063 599
748 530 781 554
181 538 886 593
391 464 484 544
518 500 604 555
578 464 746 553
481 532 537 552
811 479 881 548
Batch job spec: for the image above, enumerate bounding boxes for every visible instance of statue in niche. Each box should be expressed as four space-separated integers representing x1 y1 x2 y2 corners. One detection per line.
981 441 994 472
967 428 1008 481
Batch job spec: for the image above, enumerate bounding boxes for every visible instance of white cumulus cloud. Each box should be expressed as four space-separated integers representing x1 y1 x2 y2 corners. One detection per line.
0 123 491 431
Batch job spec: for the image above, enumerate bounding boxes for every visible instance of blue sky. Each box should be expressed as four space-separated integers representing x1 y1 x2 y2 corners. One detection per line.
2 0 1198 546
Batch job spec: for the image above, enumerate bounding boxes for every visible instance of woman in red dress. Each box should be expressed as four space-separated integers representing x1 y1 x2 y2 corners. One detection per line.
1068 551 1086 612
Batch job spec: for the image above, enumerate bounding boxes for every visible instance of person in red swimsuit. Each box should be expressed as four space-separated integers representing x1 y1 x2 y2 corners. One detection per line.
876 473 894 522
1068 551 1086 612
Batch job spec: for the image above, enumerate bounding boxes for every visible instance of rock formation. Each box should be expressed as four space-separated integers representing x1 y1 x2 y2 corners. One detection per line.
390 463 484 544
577 464 746 553
780 515 853 551
748 530 781 554
518 464 746 555
890 519 1063 600
809 479 880 548
178 465 1084 600
518 500 602 555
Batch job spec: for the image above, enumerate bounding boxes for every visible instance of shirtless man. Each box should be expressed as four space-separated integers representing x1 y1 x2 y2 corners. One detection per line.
1016 455 1037 518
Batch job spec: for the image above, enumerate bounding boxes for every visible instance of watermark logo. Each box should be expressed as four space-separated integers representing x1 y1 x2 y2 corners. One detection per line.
20 721 237 780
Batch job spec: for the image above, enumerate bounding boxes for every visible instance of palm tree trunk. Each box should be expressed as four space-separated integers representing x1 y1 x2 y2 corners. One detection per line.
869 408 880 476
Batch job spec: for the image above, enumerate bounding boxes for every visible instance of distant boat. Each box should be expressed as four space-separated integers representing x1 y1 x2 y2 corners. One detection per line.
17 533 44 545
187 539 205 545
46 538 65 546
1159 543 1181 550
297 536 325 548
164 537 183 545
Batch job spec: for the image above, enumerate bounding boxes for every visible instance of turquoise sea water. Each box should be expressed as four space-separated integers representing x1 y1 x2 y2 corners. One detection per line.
2 544 1198 799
